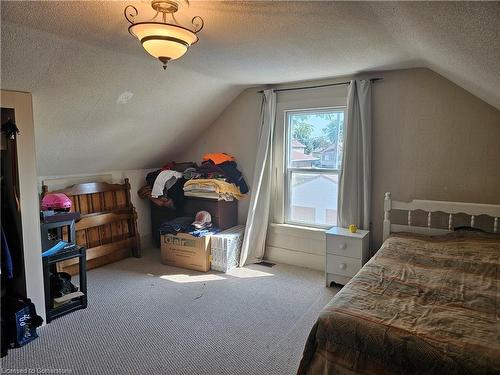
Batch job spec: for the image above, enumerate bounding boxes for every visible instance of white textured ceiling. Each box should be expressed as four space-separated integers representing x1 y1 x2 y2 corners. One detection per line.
1 1 499 175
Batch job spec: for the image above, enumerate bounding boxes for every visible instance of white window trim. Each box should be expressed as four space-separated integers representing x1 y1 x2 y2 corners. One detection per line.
271 84 348 228
283 107 345 229
272 108 346 230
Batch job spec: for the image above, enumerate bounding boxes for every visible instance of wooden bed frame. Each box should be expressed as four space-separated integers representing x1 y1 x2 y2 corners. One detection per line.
383 192 500 241
41 178 141 274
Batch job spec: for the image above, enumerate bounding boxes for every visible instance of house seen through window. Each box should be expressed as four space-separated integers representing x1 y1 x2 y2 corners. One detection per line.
286 108 345 227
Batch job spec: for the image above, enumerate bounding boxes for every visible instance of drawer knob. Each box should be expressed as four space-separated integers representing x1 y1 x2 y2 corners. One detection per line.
339 263 347 270
339 243 347 250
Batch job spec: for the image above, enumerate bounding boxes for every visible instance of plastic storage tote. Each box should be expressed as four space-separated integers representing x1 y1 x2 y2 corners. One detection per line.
210 225 245 272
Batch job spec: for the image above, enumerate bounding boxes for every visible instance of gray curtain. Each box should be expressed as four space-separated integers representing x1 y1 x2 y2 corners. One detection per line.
239 89 276 266
337 80 372 230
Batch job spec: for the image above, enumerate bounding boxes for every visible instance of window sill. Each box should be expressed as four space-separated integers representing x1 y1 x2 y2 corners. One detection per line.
269 223 328 241
270 223 327 233
268 223 326 244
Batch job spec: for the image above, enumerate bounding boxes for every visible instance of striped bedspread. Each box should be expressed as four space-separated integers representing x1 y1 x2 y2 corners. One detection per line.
298 232 500 375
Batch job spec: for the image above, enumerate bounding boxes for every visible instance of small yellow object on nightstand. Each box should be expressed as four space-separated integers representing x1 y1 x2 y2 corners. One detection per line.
348 224 358 233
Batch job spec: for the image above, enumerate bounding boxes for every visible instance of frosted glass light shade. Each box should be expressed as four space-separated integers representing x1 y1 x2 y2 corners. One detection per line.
129 22 198 61
142 39 188 60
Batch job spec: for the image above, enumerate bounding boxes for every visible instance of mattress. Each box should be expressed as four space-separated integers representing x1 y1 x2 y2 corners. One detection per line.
298 231 500 375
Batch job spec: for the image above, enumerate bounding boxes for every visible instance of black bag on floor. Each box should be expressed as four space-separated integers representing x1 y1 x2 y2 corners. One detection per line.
50 272 78 298
2 296 43 349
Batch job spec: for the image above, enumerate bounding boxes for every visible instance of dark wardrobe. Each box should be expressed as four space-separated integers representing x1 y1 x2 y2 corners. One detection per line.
1 107 28 355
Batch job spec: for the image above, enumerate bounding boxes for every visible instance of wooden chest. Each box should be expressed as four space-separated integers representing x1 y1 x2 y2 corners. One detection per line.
183 197 238 231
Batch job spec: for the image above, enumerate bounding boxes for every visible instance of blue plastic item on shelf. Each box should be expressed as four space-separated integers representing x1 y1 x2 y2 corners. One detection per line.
41 241 68 257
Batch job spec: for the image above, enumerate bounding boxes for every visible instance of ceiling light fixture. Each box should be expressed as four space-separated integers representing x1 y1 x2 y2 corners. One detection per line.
124 0 204 70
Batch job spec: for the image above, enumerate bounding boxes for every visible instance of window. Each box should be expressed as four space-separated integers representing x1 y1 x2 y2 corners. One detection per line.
285 108 345 227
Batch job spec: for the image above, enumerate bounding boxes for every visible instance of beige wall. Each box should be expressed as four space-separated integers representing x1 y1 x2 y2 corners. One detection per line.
176 68 500 268
370 68 500 247
175 89 262 224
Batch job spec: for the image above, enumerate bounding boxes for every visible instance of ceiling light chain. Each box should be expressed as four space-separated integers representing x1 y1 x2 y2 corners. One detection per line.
124 1 204 70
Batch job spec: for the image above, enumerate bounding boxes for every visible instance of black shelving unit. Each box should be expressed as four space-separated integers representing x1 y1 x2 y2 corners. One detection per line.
42 246 87 323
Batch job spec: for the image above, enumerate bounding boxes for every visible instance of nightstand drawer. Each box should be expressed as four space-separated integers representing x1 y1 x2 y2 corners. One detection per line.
326 254 362 278
326 236 362 258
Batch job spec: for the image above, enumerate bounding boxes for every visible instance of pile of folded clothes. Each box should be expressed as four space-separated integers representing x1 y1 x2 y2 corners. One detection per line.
137 161 198 208
138 153 249 205
183 179 244 201
183 153 248 201
159 211 220 238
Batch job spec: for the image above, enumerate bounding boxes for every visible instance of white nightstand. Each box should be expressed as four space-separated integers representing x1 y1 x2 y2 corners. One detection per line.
325 227 370 287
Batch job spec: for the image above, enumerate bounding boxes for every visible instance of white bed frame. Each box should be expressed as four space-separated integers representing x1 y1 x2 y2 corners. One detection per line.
383 192 500 241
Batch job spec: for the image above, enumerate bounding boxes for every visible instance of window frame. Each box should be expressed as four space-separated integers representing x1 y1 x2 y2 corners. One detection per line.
284 106 346 229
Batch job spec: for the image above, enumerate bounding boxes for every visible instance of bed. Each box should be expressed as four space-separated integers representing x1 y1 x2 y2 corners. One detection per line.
41 179 141 274
298 193 500 375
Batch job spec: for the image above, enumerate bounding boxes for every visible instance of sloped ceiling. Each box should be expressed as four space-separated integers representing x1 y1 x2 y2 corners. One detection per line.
1 1 499 175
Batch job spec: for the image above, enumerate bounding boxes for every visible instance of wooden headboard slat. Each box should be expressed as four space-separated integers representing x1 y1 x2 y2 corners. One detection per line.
390 199 500 217
42 179 130 197
383 192 500 241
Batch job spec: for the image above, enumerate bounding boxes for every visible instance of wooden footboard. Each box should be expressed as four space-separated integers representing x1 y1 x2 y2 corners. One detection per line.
41 178 141 274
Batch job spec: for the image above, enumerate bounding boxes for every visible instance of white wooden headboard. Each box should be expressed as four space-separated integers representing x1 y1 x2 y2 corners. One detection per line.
383 192 500 241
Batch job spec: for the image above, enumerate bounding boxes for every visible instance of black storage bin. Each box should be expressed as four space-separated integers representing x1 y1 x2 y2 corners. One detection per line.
150 202 178 247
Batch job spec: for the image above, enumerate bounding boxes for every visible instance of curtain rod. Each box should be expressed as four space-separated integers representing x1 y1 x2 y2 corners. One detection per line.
257 78 383 94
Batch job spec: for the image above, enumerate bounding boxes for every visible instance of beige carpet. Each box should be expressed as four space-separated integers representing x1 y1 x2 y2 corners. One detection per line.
1 248 338 375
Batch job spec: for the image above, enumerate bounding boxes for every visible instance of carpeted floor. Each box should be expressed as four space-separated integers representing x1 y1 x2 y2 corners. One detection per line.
2 248 338 375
